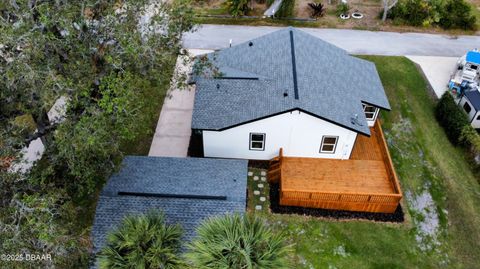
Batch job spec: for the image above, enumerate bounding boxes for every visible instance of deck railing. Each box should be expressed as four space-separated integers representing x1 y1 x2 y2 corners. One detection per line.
278 121 403 213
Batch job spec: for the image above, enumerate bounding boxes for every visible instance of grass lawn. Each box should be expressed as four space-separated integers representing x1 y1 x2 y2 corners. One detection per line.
250 56 480 268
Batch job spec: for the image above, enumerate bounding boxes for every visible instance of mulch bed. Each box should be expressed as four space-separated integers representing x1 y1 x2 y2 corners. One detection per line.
248 160 270 169
269 183 405 223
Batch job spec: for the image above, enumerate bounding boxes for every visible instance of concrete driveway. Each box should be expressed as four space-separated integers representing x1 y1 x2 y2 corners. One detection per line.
406 56 458 98
148 49 213 157
183 25 480 56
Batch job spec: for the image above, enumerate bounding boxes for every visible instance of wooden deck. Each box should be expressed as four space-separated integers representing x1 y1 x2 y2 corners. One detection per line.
269 121 402 213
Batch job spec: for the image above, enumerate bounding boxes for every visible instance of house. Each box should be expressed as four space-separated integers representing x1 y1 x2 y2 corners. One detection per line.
191 27 390 160
450 49 480 129
191 28 402 213
458 90 480 129
92 156 247 252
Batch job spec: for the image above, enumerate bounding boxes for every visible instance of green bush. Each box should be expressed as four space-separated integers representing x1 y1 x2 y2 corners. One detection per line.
460 125 480 154
435 92 470 145
187 214 292 268
98 211 184 269
387 0 476 29
388 0 432 26
439 0 477 30
276 0 295 17
225 0 250 16
336 3 350 16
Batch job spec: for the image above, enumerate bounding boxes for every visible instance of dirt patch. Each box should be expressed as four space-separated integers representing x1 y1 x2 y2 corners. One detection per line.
193 0 268 16
296 0 383 26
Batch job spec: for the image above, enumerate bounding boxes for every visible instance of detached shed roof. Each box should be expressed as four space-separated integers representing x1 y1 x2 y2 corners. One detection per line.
92 156 248 252
192 27 390 136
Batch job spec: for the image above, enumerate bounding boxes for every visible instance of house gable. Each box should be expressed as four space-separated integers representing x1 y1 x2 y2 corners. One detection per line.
202 110 358 160
192 28 390 136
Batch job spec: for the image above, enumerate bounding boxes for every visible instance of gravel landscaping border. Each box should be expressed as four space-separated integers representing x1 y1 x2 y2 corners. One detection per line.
269 183 404 223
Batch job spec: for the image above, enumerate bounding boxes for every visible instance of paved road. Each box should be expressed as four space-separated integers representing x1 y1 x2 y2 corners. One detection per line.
183 24 480 56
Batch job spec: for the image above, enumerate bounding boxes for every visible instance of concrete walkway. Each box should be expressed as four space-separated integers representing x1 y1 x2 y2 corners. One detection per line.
406 56 458 98
184 25 479 56
264 0 282 17
148 49 213 157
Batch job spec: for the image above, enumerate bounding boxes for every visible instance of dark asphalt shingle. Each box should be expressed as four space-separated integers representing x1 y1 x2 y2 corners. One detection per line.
192 27 390 135
92 156 248 252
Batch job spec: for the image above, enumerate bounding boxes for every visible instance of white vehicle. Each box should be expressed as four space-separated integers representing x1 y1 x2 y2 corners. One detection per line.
450 49 480 92
450 50 480 129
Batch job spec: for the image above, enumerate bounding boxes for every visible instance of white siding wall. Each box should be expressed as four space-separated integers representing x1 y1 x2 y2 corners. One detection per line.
459 96 477 122
202 110 358 160
472 111 480 129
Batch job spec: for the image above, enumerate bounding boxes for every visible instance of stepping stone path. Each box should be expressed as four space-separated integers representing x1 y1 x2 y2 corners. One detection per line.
260 197 266 202
255 205 262 210
261 171 267 176
258 183 264 189
260 176 266 182
248 171 253 176
253 176 259 181
254 190 260 195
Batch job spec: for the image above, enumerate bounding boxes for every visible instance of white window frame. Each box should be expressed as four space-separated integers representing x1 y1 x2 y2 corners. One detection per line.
320 136 338 154
362 103 379 121
249 133 266 151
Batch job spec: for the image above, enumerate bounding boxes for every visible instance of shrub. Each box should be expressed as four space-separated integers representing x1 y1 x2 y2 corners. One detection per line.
225 0 250 16
388 0 432 26
439 0 477 30
336 2 350 16
435 92 470 145
308 2 326 18
386 0 476 29
276 0 295 17
460 125 480 154
187 214 292 269
98 211 184 269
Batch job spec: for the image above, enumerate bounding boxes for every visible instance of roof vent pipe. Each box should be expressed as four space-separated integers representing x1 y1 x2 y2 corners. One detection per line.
248 42 253 47
283 92 288 97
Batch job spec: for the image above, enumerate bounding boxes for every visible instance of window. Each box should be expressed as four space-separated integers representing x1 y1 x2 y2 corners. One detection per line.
249 133 265 151
464 102 472 113
320 136 338 154
362 104 379 121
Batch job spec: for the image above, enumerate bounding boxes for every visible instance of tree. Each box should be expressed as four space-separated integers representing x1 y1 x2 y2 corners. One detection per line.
98 211 184 269
0 1 194 267
382 0 399 21
187 214 292 269
439 0 477 30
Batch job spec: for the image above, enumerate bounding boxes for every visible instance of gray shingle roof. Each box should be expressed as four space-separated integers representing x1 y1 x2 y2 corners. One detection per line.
192 27 390 135
465 90 480 111
92 156 248 252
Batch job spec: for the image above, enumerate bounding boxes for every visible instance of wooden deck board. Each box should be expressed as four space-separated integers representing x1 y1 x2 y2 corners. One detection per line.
280 123 398 195
274 121 402 213
281 159 394 194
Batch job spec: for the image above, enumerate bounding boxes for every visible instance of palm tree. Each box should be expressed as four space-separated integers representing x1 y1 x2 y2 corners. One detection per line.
187 214 291 269
97 210 184 269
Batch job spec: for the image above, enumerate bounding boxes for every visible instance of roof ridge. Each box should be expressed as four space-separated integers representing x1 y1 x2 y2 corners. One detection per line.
289 30 299 100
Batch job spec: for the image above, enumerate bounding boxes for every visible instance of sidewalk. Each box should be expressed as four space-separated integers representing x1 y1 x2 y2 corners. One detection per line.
148 49 213 157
